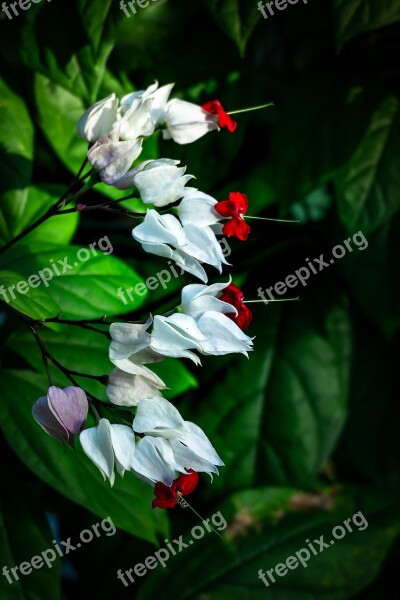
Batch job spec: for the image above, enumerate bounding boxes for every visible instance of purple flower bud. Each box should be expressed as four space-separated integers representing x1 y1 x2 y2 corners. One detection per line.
32 386 89 447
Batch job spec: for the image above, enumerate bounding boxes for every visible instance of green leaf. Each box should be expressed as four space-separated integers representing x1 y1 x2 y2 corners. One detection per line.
0 184 79 246
185 298 351 493
335 312 400 487
334 96 400 236
334 0 400 50
0 242 147 319
34 74 88 176
0 271 60 320
204 0 262 55
271 73 384 209
137 485 400 600
0 77 34 245
0 369 168 544
20 3 113 103
77 0 116 54
0 497 61 600
338 209 400 337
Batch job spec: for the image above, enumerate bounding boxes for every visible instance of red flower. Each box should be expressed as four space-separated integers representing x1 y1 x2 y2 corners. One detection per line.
152 481 177 509
202 100 237 133
152 469 199 509
215 192 251 241
219 283 253 331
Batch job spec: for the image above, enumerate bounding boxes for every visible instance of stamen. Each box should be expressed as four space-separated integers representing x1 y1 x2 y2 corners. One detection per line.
228 102 274 115
176 493 223 539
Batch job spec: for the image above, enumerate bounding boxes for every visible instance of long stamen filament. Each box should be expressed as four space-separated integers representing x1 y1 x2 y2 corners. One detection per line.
228 102 274 115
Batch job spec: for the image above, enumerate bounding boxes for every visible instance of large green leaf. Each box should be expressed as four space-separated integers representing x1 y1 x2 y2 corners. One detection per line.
0 78 34 245
334 96 400 236
334 0 400 49
0 271 60 320
338 209 400 337
34 74 88 176
0 497 60 600
205 0 262 55
137 486 400 599
0 184 79 246
335 311 400 487
271 73 383 209
20 2 115 103
185 298 351 493
0 242 147 319
0 369 168 544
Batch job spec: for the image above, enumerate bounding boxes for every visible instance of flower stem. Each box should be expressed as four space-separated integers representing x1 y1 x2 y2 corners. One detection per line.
244 298 300 303
177 494 223 540
228 102 274 116
245 216 299 223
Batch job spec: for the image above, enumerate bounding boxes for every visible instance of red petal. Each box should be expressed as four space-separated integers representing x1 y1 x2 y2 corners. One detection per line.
173 469 199 496
222 217 251 241
236 305 253 330
220 284 253 331
152 482 178 509
202 100 222 115
229 192 248 215
202 100 237 133
220 283 244 304
215 200 236 218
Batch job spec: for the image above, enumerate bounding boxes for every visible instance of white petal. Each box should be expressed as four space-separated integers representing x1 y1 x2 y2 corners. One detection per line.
132 396 184 434
111 357 166 388
181 421 224 466
107 368 165 407
197 311 253 356
109 321 151 359
132 210 186 246
79 419 115 485
131 436 176 486
77 94 118 143
109 424 135 476
166 99 219 145
178 192 221 228
169 439 219 476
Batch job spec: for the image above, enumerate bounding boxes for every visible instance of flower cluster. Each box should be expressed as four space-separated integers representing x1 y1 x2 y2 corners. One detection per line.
32 80 256 510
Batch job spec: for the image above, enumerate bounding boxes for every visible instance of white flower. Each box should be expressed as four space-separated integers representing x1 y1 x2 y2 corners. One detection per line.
178 191 223 228
163 99 219 145
152 311 253 359
109 315 205 365
197 311 253 356
121 81 174 126
129 159 196 207
80 419 135 486
106 367 165 407
178 279 236 320
88 133 143 185
109 320 166 386
151 314 207 364
77 94 119 143
115 95 155 141
132 209 229 282
132 397 223 485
